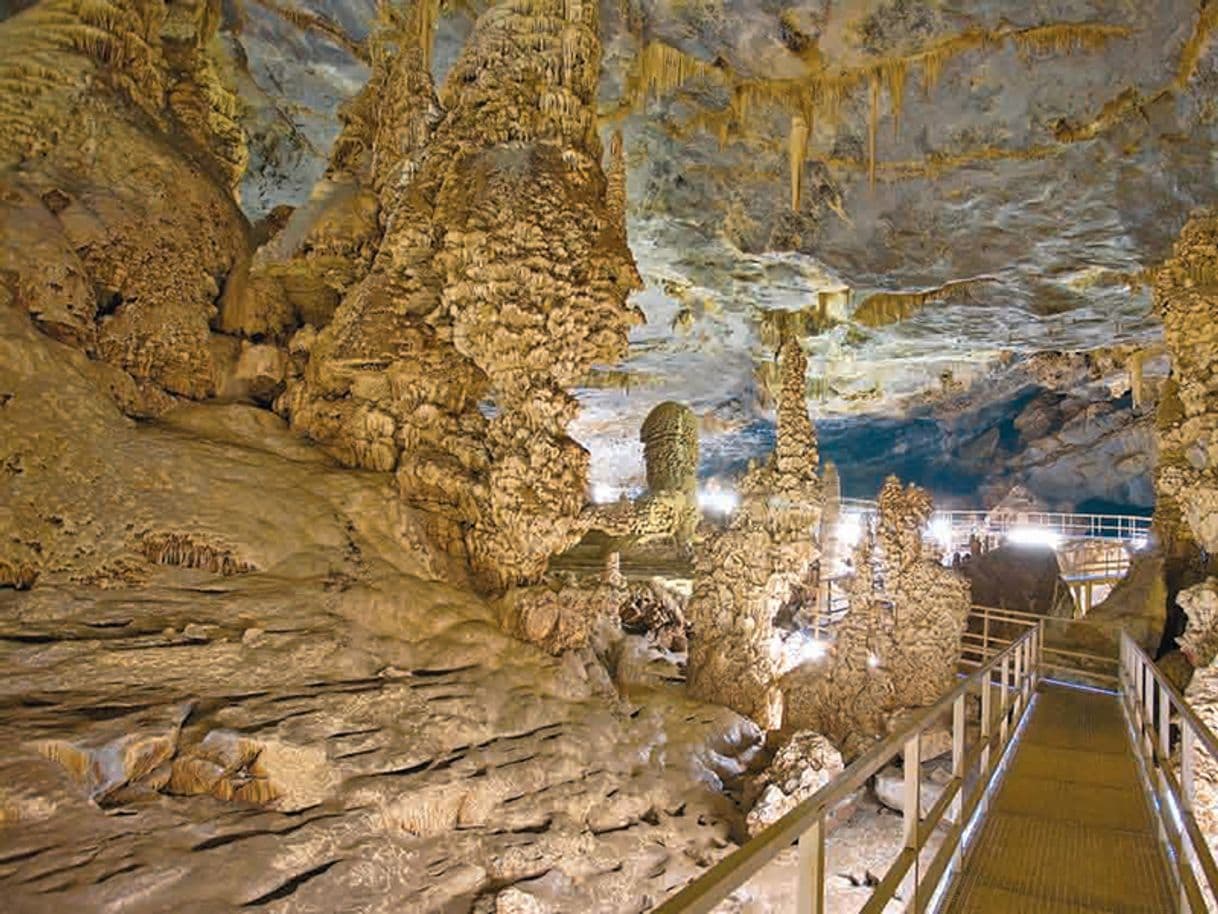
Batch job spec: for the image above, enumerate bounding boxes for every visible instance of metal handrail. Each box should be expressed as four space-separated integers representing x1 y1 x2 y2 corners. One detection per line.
962 605 1119 689
652 624 1043 914
836 500 1151 545
1120 633 1218 912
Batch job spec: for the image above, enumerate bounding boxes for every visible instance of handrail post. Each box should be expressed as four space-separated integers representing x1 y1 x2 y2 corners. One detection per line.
904 730 921 910
1143 664 1155 758
796 817 825 914
949 692 966 875
999 654 1010 745
1182 724 1196 914
1013 640 1024 715
981 664 993 780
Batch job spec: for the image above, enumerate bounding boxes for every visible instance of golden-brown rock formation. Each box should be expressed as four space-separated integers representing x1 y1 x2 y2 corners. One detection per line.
0 0 250 407
263 0 642 592
686 339 822 729
585 400 701 546
784 476 970 758
1153 212 1218 557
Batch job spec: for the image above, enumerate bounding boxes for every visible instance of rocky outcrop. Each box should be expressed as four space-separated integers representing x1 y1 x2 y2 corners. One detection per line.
745 731 844 836
686 339 822 729
0 0 249 407
1154 212 1218 557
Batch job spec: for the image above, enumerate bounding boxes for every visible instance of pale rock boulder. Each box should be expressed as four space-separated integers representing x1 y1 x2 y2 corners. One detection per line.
745 731 845 836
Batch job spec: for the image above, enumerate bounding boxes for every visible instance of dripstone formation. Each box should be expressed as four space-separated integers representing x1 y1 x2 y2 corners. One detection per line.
784 476 971 758
686 339 823 729
247 0 642 592
1153 212 1218 558
1163 212 1218 852
585 400 701 547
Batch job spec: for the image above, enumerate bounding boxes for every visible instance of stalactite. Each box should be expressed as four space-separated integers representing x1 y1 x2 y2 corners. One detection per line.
788 113 809 210
1177 2 1218 88
618 19 1130 198
853 276 998 328
140 533 257 575
624 39 724 108
1011 22 1133 56
867 70 879 191
1130 348 1145 412
882 59 906 139
251 0 369 63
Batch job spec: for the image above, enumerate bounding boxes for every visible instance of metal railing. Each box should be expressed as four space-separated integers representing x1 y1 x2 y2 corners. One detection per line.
1120 633 1218 912
652 624 1043 914
961 604 1120 690
837 500 1151 550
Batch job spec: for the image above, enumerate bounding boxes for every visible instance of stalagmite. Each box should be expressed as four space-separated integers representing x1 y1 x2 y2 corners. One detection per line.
686 339 822 728
584 400 701 546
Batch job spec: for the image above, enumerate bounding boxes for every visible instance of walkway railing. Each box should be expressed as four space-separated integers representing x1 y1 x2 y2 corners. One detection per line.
837 499 1151 551
962 605 1119 690
1121 633 1218 912
653 624 1043 914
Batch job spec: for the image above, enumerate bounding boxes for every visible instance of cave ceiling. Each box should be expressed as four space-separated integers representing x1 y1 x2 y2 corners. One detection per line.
176 0 1218 497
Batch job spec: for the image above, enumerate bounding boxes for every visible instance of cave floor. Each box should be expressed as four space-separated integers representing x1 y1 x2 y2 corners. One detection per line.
944 684 1174 913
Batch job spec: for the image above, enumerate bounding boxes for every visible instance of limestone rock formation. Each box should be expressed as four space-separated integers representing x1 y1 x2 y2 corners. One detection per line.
1153 211 1218 557
498 554 626 657
745 731 844 836
686 339 823 729
1177 579 1218 850
251 0 644 593
585 400 701 547
784 477 970 758
0 0 249 408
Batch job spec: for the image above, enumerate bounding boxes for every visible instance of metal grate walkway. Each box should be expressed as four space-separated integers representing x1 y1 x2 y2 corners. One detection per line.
943 684 1176 913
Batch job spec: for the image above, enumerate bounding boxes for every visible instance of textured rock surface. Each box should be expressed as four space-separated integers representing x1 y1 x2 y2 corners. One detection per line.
231 0 645 593
0 288 764 913
744 730 843 836
685 339 822 728
1153 211 1218 555
4 1 1218 912
584 400 700 547
0 0 249 407
784 476 970 758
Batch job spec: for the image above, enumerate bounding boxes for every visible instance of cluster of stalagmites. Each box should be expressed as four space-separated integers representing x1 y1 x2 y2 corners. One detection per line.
784 477 971 758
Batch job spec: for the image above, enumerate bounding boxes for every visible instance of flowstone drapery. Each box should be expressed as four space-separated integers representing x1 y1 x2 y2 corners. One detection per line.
784 476 970 758
685 339 822 729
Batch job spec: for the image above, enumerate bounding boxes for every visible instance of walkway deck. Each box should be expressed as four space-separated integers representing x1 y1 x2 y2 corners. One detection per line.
943 684 1175 913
